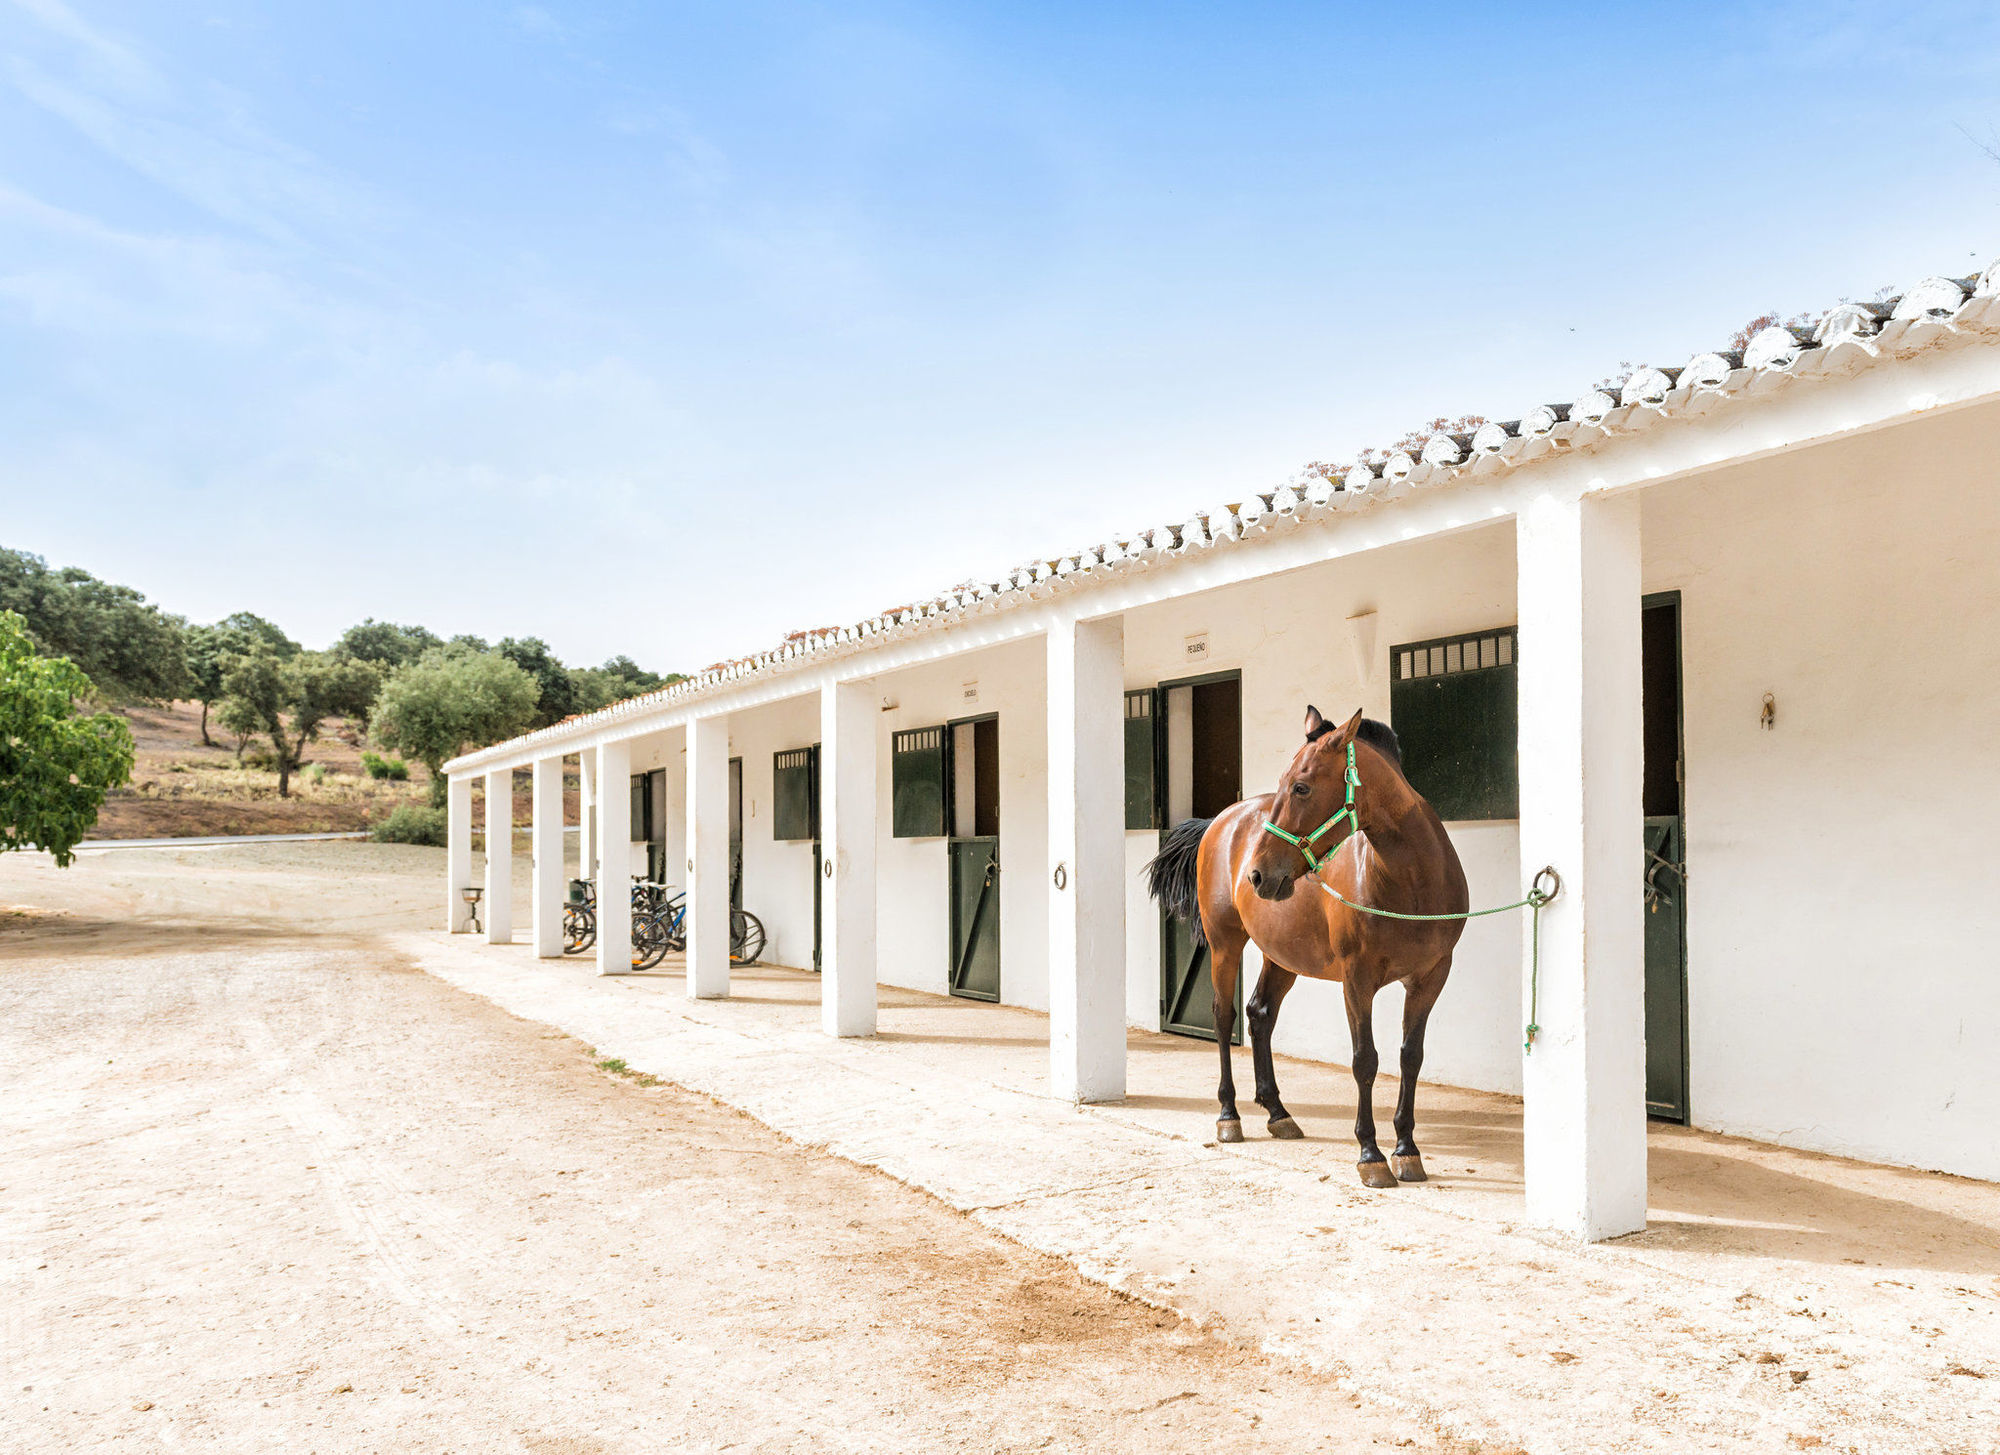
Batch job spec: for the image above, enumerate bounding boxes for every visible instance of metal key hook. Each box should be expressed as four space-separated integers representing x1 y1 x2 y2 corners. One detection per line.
1530 865 1562 906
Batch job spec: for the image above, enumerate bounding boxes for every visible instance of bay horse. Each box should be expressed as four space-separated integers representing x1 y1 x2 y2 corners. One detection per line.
1146 705 1469 1188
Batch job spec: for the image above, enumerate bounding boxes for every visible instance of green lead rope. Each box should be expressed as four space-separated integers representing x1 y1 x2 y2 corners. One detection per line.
1305 848 1561 1055
1263 741 1563 1053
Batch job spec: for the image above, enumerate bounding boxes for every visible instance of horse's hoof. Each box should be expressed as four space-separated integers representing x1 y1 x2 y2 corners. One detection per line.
1391 1153 1428 1183
1358 1159 1400 1190
1217 1119 1245 1144
1268 1116 1305 1140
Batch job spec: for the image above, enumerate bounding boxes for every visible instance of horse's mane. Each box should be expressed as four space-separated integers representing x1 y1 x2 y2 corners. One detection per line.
1356 718 1401 766
1304 714 1402 767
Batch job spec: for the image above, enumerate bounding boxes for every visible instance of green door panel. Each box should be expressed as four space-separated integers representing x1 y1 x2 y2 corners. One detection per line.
1161 903 1241 1043
1644 816 1688 1122
1124 690 1157 830
773 748 815 841
949 837 1001 1001
892 726 948 838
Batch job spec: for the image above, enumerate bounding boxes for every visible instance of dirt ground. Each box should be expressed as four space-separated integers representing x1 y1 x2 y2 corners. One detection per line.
97 702 433 838
97 702 576 842
0 843 1467 1453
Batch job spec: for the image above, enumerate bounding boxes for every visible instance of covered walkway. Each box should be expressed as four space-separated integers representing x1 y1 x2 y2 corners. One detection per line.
406 930 2000 1455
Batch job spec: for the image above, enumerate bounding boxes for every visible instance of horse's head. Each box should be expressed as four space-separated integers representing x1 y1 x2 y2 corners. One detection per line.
1246 704 1364 901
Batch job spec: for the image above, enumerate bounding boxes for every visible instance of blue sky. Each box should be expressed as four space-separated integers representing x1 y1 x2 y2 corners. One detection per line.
4 1 1999 672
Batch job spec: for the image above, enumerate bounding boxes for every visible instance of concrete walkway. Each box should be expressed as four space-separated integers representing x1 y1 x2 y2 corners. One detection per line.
403 933 2000 1455
74 830 369 851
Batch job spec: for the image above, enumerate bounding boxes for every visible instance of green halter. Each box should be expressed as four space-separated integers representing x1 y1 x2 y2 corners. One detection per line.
1261 738 1361 873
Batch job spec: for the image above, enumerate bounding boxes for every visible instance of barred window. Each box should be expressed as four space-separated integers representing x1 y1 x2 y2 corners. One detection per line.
1390 627 1518 821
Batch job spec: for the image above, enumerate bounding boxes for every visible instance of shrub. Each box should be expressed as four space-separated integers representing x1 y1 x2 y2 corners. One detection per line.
361 750 410 781
304 763 330 787
370 804 447 847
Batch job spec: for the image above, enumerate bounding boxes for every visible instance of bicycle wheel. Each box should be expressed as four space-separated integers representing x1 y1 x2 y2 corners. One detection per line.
631 911 668 970
729 910 765 967
563 904 596 955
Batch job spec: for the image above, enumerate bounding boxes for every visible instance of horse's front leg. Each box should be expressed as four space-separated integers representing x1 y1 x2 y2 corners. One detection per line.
1391 965 1448 1183
1209 928 1246 1143
1345 979 1397 1188
1248 959 1302 1138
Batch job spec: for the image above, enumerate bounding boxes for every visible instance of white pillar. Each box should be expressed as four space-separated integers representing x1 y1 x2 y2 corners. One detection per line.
531 755 564 957
447 774 474 932
662 733 686 889
1517 489 1647 1241
1047 614 1127 1103
483 768 513 943
821 681 878 1036
593 741 631 976
686 714 731 999
577 750 597 885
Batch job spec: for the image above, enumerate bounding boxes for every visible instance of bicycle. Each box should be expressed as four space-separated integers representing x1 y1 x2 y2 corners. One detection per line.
562 878 596 955
640 884 767 966
559 877 765 969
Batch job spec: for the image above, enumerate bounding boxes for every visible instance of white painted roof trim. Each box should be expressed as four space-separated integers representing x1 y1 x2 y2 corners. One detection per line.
447 261 2000 776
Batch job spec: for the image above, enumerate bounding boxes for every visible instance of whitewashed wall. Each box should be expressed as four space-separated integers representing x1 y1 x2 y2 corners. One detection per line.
682 399 2000 1183
1644 402 2000 1180
869 636 1051 1007
723 696 822 972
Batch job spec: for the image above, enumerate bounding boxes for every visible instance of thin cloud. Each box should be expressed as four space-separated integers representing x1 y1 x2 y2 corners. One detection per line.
513 5 567 42
6 0 159 96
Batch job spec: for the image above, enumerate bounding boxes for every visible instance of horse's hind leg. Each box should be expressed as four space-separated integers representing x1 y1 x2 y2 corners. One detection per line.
1344 979 1398 1189
1209 926 1247 1143
1390 964 1449 1183
1248 959 1303 1138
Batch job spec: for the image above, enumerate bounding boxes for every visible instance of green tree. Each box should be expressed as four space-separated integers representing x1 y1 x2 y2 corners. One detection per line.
219 647 380 798
216 610 299 658
371 647 539 806
569 655 678 713
184 622 247 746
498 636 578 728
336 618 442 669
0 611 135 866
0 547 188 702
216 692 262 763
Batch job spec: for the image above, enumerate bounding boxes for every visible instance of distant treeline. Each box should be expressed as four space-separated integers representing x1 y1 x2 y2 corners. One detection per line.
1 544 686 800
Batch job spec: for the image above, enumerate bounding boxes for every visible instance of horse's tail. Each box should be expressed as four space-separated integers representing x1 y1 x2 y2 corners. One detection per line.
1144 816 1213 947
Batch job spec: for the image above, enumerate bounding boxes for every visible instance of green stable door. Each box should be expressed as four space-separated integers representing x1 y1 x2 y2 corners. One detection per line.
1640 595 1689 1123
1150 673 1243 1043
947 715 1002 1001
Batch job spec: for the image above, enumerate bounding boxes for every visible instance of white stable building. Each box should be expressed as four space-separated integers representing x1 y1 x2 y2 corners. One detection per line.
445 260 2000 1242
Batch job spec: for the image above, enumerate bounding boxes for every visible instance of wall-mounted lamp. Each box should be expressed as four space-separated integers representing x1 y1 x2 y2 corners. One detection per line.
1760 692 1776 731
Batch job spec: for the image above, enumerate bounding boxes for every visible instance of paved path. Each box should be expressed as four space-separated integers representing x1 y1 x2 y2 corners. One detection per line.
407 934 2000 1455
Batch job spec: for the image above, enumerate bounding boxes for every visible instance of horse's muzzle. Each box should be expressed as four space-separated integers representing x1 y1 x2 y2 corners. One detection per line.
1246 866 1296 902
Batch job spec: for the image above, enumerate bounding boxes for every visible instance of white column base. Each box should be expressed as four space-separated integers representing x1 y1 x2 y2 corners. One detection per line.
531 756 564 958
446 775 473 933
594 742 632 977
687 716 731 1000
1047 614 1127 1103
1517 489 1648 1242
821 681 878 1037
483 768 513 944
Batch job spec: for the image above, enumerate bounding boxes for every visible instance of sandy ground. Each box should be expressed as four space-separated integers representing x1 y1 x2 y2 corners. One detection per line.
0 843 1455 1454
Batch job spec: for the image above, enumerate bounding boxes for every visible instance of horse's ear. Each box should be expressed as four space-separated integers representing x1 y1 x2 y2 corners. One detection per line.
1303 704 1325 739
1336 707 1365 744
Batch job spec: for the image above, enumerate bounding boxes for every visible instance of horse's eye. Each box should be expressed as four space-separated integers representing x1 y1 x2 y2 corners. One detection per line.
1290 781 1310 797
